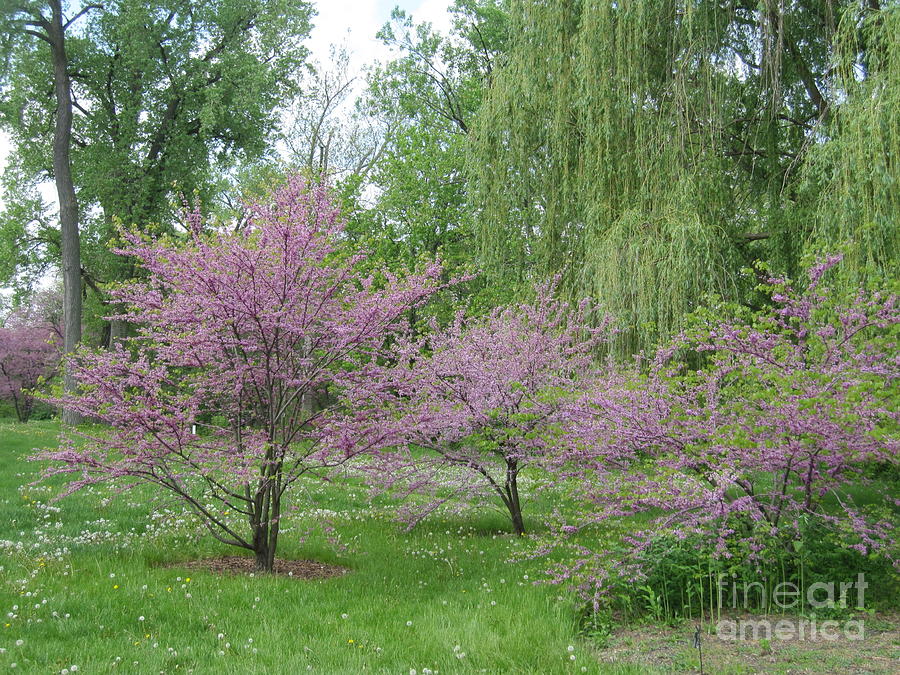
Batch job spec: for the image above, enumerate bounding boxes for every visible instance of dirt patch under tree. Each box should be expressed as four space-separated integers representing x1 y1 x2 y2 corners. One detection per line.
167 556 349 579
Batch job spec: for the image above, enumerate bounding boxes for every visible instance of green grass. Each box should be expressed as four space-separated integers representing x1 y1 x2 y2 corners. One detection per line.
0 420 647 674
3 420 897 674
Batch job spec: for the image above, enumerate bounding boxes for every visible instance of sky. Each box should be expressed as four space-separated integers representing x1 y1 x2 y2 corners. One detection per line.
0 0 452 211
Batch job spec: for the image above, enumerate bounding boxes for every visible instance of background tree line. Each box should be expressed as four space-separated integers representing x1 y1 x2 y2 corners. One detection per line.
1 0 898 414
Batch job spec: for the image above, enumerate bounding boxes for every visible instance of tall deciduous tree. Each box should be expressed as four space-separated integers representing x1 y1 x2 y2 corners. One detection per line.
36 178 447 572
359 1 508 300
283 45 388 185
2 0 84 422
1 0 313 354
801 6 900 273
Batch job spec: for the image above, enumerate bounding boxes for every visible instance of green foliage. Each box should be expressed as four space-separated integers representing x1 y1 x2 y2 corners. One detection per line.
360 1 510 313
0 159 55 297
470 0 898 355
0 0 313 333
584 516 899 628
801 6 900 279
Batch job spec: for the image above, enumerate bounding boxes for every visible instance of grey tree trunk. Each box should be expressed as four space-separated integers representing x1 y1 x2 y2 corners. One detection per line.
505 460 525 536
48 0 82 426
107 318 127 349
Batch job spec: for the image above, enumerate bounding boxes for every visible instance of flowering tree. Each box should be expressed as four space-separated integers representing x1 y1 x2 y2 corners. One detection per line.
0 291 61 422
36 178 446 571
555 256 899 593
341 285 610 535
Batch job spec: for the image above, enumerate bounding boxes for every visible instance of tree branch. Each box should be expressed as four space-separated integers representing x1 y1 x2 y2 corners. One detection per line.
63 3 104 30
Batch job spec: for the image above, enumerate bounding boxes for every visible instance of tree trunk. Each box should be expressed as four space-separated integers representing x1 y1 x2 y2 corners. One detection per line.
48 1 82 426
509 501 525 537
253 540 272 572
300 335 314 419
505 459 525 536
108 317 127 349
251 472 282 572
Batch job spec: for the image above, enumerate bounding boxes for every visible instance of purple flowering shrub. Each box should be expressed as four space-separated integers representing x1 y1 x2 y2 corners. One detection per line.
0 290 61 422
550 256 899 604
338 283 612 535
34 178 447 571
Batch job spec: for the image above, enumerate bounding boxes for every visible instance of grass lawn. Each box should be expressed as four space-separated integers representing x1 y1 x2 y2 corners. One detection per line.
0 420 896 673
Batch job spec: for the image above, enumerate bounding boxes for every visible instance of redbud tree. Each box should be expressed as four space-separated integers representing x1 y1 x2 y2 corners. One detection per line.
555 256 899 594
341 285 610 535
0 292 61 422
36 178 446 571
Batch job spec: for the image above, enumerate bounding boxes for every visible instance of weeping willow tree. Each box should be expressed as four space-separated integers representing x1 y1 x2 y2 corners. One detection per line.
801 5 899 276
469 0 896 354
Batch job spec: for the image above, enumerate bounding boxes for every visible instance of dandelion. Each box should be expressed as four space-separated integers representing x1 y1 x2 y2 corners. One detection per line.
15 639 23 647
406 621 412 626
138 616 145 622
341 613 348 620
567 645 574 653
569 655 576 661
